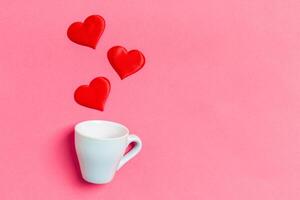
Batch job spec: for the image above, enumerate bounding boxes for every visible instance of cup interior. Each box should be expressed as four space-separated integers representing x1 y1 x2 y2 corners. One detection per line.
75 120 129 140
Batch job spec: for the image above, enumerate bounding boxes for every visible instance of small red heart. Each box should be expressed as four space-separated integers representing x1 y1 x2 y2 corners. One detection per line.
74 77 110 111
107 46 145 79
67 15 105 49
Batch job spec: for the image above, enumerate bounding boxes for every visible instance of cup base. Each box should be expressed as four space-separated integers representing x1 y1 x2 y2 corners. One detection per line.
82 176 113 184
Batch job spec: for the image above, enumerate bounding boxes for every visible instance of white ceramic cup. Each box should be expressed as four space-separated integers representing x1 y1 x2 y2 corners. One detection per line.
75 120 142 184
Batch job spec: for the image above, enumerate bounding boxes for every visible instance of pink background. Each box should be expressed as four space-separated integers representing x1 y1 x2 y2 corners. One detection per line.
0 0 300 199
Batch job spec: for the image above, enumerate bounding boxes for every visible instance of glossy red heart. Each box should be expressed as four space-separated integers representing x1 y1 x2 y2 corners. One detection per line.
67 15 105 49
107 46 145 79
74 77 110 111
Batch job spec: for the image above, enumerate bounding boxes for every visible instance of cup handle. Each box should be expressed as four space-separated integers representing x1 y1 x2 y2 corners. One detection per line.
117 134 142 170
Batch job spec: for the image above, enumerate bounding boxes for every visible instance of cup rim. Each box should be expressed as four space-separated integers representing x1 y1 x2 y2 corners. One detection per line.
75 120 129 140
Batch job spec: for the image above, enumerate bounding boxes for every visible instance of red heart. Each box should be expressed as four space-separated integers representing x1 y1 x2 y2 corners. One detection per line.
107 46 145 79
67 15 105 49
74 77 110 111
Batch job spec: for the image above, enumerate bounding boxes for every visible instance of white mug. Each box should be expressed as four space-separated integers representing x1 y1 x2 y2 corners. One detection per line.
75 120 142 184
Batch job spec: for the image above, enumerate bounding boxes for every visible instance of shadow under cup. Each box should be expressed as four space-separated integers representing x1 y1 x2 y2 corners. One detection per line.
74 120 142 184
